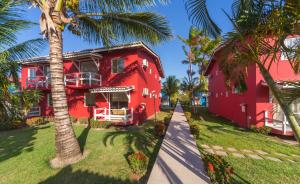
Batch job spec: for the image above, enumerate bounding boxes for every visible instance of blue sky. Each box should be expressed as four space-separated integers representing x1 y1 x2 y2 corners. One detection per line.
18 0 234 79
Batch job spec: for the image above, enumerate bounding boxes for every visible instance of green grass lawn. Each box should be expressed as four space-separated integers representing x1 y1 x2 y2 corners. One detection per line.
0 110 172 184
186 107 300 184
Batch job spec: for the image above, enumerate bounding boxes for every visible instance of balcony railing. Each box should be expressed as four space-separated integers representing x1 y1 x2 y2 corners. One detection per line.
26 75 51 89
64 72 102 88
94 107 133 123
26 72 102 89
265 110 300 135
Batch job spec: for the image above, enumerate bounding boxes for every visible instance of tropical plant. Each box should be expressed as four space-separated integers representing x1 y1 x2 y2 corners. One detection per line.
0 0 45 130
24 0 172 166
181 70 200 105
162 76 180 107
185 0 300 142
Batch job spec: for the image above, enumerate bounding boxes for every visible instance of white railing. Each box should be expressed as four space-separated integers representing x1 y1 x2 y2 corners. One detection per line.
265 111 300 134
94 108 133 123
26 75 51 89
28 106 41 117
64 72 102 87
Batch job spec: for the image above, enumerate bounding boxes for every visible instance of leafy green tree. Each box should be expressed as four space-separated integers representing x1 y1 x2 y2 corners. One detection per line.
162 76 180 107
0 0 45 129
181 70 200 105
185 0 300 141
25 0 172 166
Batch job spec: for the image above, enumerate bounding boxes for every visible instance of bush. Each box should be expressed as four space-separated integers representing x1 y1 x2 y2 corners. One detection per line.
79 117 89 124
190 124 200 138
26 117 48 126
90 119 112 129
154 121 166 137
203 154 234 184
128 152 149 176
185 112 192 122
164 116 171 126
250 125 272 135
70 116 78 124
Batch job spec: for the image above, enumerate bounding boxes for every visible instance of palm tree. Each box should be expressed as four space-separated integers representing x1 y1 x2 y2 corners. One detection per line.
178 26 202 83
185 0 300 141
0 0 46 128
181 70 199 105
162 76 180 107
25 0 172 167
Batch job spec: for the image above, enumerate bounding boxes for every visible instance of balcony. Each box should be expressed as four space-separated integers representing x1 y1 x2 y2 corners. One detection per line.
26 72 102 89
64 72 102 88
26 75 51 90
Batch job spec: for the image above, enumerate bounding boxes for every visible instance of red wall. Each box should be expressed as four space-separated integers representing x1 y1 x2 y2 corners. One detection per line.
21 47 162 124
207 41 300 128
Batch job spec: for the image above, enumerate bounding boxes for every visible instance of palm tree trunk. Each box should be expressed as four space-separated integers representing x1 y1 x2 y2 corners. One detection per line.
257 62 300 142
49 22 82 167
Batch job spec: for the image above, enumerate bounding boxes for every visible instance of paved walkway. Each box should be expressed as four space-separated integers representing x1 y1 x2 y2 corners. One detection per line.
147 104 210 184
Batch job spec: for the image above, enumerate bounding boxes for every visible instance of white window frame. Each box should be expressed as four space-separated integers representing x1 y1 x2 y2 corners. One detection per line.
28 68 36 79
84 93 96 107
111 58 125 74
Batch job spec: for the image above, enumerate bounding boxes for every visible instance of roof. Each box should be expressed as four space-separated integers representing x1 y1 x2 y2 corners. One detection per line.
90 86 134 93
21 41 164 77
204 43 226 76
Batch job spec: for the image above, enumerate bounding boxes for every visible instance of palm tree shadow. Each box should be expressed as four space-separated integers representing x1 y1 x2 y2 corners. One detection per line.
77 126 91 152
39 165 135 184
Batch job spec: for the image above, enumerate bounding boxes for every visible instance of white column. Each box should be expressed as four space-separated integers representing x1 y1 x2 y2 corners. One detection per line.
108 93 111 121
265 110 268 126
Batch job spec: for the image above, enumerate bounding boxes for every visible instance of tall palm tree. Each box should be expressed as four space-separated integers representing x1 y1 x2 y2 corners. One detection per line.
185 0 300 141
0 0 46 128
25 0 172 167
162 76 180 107
181 70 199 105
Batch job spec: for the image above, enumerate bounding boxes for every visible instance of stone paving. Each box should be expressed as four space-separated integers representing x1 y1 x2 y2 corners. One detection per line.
200 144 300 163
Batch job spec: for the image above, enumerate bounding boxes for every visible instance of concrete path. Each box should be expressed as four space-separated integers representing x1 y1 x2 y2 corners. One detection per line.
147 104 210 184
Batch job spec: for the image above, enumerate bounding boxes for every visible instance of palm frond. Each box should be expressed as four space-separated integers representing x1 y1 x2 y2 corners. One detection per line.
185 0 221 38
75 12 172 46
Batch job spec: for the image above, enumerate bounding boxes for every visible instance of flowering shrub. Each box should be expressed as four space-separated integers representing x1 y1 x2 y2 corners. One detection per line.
128 152 149 176
154 121 166 137
250 125 272 135
190 124 200 138
26 117 49 126
90 119 112 129
203 154 234 184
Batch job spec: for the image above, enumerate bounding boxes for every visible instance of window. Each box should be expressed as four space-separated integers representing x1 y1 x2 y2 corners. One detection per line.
47 94 53 107
111 93 128 109
43 65 50 76
28 68 36 79
84 93 96 106
112 58 124 73
232 84 242 94
281 37 300 60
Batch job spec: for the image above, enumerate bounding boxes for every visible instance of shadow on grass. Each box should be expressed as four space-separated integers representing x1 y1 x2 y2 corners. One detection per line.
39 165 135 184
103 122 163 184
77 126 91 152
0 126 45 162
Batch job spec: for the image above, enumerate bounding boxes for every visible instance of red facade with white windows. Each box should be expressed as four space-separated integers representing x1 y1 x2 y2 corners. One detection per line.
205 37 300 135
20 42 163 125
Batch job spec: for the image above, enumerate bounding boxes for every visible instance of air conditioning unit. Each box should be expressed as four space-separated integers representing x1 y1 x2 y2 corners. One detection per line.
142 59 148 68
142 88 149 96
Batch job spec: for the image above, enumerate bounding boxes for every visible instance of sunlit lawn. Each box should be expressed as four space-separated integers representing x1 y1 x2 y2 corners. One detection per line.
186 107 300 184
0 110 172 184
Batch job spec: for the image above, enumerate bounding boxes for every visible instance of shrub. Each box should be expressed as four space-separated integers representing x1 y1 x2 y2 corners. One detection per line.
154 121 166 137
128 151 149 176
26 117 48 126
90 119 99 128
70 116 78 124
190 124 200 138
90 119 112 129
203 154 234 184
79 117 89 124
101 121 112 129
250 125 272 135
185 112 192 122
164 116 171 126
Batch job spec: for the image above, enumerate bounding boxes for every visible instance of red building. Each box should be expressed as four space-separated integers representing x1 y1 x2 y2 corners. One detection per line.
205 37 300 136
21 42 163 125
